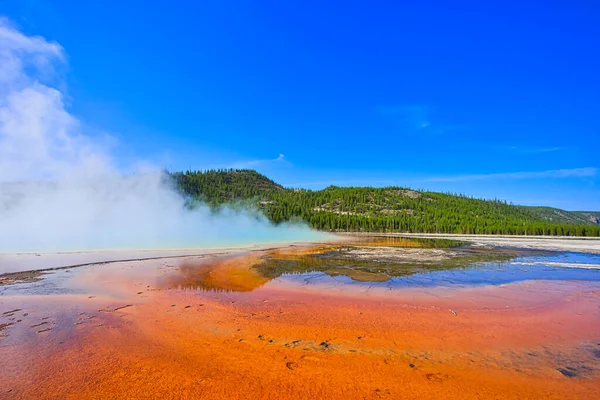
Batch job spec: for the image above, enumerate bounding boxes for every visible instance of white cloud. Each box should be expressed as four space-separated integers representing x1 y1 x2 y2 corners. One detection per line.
532 147 564 153
0 18 107 182
377 104 467 135
504 146 568 154
228 153 290 169
422 167 597 183
378 105 430 131
0 17 64 86
0 19 320 252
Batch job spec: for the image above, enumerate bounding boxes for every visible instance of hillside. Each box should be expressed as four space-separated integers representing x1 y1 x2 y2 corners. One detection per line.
172 169 600 237
521 206 600 225
172 169 283 204
572 211 600 225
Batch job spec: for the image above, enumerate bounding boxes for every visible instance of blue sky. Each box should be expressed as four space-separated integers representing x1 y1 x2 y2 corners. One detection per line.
1 0 598 210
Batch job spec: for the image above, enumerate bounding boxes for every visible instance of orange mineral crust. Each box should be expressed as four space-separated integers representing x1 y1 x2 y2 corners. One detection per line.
1 248 600 399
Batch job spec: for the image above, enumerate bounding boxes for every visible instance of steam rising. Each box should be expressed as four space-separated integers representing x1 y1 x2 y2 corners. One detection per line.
0 19 321 253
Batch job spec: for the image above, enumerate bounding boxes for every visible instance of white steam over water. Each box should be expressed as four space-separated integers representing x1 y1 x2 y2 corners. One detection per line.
0 19 322 253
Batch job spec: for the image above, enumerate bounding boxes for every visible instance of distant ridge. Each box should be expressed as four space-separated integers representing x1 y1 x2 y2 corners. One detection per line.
521 207 600 226
170 169 600 237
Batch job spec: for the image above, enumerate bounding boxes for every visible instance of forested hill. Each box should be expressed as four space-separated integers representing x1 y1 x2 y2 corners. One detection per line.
172 169 283 203
519 206 600 225
171 169 600 237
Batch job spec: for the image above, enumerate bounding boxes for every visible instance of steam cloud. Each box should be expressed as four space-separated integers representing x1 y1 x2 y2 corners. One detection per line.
0 19 321 253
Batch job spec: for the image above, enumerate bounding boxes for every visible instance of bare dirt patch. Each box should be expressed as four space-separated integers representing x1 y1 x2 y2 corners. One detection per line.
336 247 458 263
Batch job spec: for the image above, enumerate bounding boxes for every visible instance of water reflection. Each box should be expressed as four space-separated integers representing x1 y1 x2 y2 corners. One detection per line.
352 236 465 248
163 254 270 292
162 237 599 293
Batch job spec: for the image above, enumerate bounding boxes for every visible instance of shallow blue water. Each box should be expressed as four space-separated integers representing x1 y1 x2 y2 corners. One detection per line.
280 251 600 289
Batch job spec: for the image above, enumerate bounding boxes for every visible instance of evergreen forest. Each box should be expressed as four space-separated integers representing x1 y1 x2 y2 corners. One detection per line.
171 169 600 237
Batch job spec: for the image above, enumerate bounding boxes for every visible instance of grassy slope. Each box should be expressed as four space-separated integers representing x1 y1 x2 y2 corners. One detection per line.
520 206 600 226
572 211 600 224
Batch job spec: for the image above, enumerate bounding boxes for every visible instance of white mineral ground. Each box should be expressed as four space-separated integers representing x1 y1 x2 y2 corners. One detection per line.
2 234 600 275
351 233 600 254
0 238 345 274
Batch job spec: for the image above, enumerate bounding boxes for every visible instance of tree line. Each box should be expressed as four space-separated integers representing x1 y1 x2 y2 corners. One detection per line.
170 169 600 237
